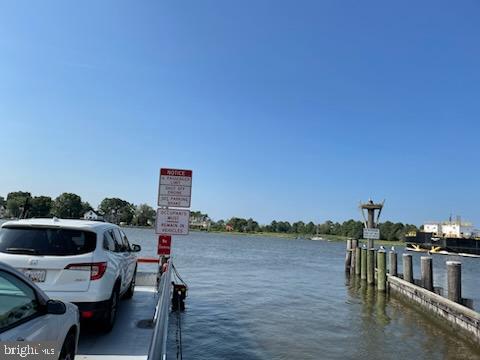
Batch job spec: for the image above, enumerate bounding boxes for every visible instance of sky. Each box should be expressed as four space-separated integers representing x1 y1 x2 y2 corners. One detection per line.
0 1 479 226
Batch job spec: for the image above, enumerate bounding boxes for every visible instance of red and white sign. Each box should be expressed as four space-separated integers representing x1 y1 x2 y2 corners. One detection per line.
157 235 172 255
158 168 192 208
156 208 190 235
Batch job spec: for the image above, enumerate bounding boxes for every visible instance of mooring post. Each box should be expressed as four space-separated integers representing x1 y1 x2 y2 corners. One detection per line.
350 246 356 275
420 256 433 291
377 250 387 291
447 261 462 304
361 247 367 280
367 248 375 285
355 247 361 276
345 239 352 272
402 254 413 283
389 249 397 276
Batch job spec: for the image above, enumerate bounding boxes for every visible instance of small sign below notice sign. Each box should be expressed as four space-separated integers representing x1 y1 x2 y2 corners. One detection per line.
156 208 190 235
363 228 380 240
158 235 172 255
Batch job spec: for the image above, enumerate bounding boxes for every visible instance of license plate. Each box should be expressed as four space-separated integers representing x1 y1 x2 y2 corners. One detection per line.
23 269 46 283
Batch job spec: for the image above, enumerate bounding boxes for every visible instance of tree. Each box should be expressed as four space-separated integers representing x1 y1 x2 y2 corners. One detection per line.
52 193 83 218
246 218 260 232
133 204 156 226
6 191 32 218
305 221 316 234
0 196 5 207
292 221 306 234
98 198 135 224
30 196 52 218
82 202 93 214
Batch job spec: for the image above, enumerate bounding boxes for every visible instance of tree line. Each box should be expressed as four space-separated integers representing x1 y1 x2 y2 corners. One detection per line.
0 191 156 227
207 215 418 242
0 192 418 241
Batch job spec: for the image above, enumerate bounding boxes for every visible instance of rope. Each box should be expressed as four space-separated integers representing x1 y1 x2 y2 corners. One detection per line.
172 263 188 290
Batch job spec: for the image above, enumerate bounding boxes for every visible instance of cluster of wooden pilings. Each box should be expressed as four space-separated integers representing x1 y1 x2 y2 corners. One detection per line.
345 239 464 304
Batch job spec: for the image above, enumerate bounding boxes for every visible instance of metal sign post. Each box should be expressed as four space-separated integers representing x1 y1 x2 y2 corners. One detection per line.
156 168 193 257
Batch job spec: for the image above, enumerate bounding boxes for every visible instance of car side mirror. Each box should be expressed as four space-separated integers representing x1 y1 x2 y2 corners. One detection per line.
46 300 67 315
131 244 141 252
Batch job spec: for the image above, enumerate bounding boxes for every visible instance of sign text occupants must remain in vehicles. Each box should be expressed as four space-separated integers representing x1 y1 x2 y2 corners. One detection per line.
156 208 190 235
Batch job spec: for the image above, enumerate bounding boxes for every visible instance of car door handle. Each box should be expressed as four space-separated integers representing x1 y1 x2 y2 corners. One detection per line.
16 337 25 341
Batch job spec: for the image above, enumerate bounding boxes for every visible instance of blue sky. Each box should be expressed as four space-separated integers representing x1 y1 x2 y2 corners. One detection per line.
0 1 479 226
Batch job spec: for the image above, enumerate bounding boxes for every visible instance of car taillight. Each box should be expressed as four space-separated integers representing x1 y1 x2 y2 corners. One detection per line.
65 262 107 280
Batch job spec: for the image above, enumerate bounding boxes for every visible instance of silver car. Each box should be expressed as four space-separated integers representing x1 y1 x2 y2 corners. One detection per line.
0 262 80 360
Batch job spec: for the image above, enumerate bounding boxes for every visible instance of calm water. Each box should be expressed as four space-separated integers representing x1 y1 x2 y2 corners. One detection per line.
122 228 480 360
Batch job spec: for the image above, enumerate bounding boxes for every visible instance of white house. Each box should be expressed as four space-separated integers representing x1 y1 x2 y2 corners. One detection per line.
0 205 6 218
83 210 103 221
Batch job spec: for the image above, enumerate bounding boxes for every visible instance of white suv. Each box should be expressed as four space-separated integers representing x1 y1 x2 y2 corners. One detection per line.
0 218 141 331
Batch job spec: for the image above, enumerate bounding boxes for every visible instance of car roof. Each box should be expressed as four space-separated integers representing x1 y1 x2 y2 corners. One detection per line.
0 218 116 233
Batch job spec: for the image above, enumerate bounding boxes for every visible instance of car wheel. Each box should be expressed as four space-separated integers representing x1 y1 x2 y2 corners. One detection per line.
124 268 136 299
59 332 76 360
102 286 119 332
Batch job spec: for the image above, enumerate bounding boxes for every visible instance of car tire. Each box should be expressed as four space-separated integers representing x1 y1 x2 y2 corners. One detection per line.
124 268 136 299
102 286 119 332
59 332 76 360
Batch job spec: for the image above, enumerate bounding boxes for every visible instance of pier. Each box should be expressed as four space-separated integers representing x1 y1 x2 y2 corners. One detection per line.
345 241 480 343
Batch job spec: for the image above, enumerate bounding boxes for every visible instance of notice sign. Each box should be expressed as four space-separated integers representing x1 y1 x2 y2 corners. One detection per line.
363 228 380 240
158 168 192 208
158 235 172 255
156 208 190 235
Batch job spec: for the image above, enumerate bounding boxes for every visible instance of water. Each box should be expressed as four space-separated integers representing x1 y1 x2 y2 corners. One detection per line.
122 228 480 360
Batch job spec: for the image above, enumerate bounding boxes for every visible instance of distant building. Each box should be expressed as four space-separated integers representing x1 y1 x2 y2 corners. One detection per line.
424 217 478 238
225 224 234 232
83 210 103 221
189 213 211 231
0 205 5 218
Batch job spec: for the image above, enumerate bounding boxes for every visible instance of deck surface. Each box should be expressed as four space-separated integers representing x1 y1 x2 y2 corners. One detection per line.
76 286 157 360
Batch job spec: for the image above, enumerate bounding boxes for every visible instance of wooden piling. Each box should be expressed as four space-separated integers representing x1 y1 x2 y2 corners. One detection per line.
345 239 352 272
367 248 375 285
350 247 356 275
389 250 397 276
377 250 387 291
360 248 367 280
355 247 361 276
420 256 433 291
402 254 413 283
447 261 462 304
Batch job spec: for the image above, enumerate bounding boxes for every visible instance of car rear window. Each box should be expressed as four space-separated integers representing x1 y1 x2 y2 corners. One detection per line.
0 227 97 256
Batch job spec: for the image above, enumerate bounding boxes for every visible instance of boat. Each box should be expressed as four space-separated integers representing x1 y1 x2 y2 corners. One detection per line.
405 217 480 256
310 236 324 241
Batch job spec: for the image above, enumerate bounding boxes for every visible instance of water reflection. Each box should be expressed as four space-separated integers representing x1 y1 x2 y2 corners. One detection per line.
346 274 480 360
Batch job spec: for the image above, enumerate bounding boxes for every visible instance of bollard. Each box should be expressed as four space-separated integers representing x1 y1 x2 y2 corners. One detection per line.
345 239 352 272
377 250 387 291
351 239 358 249
367 249 375 285
355 247 361 276
368 239 374 250
350 247 356 274
389 250 397 276
402 254 413 283
361 248 367 280
421 256 433 291
447 261 462 304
